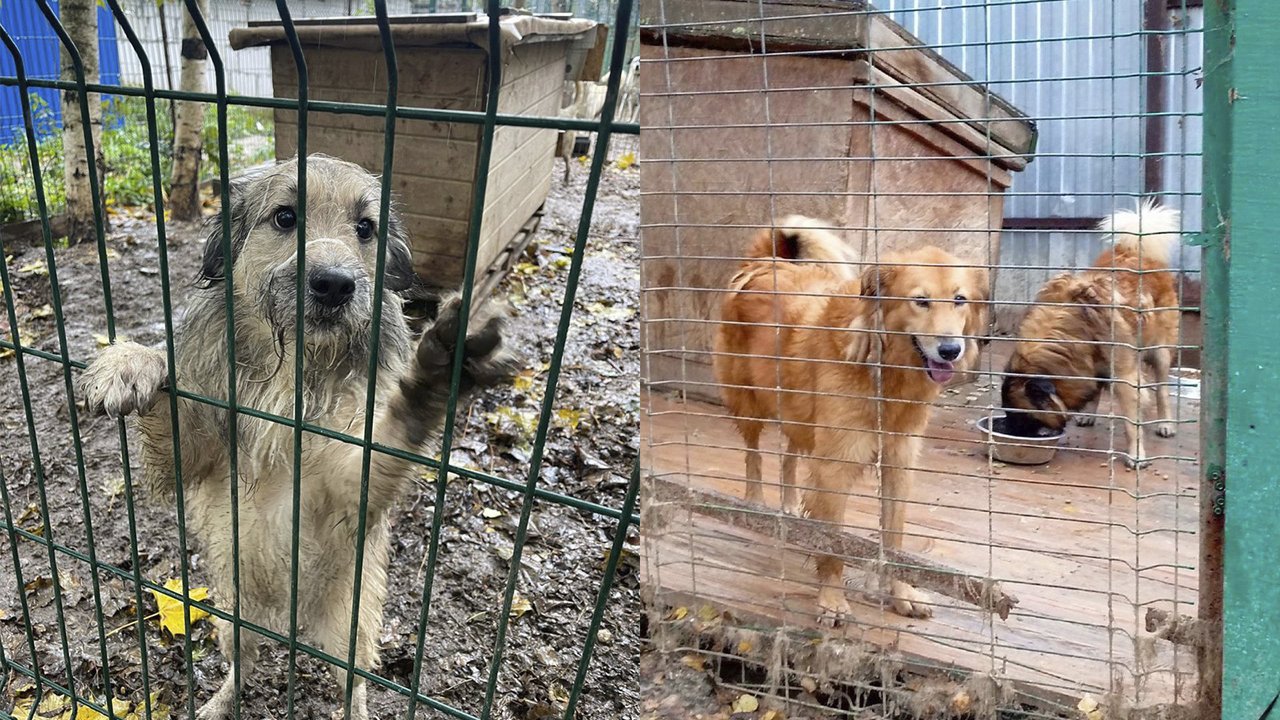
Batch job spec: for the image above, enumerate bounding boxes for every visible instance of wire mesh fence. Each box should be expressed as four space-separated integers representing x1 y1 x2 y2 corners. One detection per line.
0 1 640 718
639 0 1205 717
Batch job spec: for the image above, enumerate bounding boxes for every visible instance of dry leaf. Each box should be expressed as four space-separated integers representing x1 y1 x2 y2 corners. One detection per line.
679 653 705 672
761 711 781 720
149 577 211 636
615 152 637 170
731 694 759 713
509 591 533 618
669 606 688 621
481 507 502 519
18 260 48 275
554 408 585 432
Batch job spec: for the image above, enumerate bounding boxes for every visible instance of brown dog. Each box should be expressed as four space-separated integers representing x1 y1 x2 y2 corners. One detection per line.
714 216 989 622
1001 202 1181 469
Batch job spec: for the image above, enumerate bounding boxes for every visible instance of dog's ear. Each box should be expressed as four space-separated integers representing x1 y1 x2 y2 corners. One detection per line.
964 263 992 345
859 262 897 299
1027 377 1057 405
382 229 416 293
197 179 251 287
1070 279 1106 306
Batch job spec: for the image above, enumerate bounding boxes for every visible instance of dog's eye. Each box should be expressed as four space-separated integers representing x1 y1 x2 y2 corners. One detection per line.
273 207 297 230
955 294 967 306
913 297 929 308
356 218 375 241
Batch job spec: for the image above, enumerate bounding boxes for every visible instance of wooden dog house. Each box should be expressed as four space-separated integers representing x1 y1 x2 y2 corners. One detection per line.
230 13 601 297
639 0 1037 401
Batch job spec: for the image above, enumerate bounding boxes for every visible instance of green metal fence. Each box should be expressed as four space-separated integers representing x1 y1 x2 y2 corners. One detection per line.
0 1 638 718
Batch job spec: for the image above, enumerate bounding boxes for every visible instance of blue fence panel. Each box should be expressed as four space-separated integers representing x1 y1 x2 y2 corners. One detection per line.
0 0 122 145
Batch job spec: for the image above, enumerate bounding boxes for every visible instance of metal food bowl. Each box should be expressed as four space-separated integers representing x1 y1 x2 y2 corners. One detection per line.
976 415 1064 466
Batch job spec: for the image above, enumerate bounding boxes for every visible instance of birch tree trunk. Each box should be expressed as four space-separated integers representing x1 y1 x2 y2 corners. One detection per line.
60 0 106 243
168 0 209 221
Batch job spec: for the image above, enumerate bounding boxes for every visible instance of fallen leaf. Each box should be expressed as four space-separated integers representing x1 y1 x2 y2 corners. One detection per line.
94 334 112 347
481 507 502 519
737 639 753 654
18 259 48 275
669 606 688 621
555 408 585 432
731 694 759 713
30 304 53 319
680 653 705 672
509 591 533 618
512 369 537 393
149 577 211 636
761 711 781 720
615 152 637 170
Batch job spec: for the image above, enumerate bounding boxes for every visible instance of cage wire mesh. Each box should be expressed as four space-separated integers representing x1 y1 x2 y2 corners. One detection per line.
0 0 640 718
639 0 1204 717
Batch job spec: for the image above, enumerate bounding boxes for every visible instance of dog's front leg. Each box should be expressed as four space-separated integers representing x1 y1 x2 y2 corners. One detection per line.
332 295 517 519
1114 352 1149 469
802 428 874 626
881 434 932 619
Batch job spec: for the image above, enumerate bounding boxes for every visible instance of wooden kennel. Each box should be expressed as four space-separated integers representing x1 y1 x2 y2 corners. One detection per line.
230 13 601 296
639 0 1037 401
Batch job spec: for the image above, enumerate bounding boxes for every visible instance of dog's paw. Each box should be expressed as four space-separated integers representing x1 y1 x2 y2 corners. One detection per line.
1123 453 1152 471
415 294 519 390
891 580 933 620
1075 414 1097 427
79 341 168 418
816 585 851 628
1155 421 1176 438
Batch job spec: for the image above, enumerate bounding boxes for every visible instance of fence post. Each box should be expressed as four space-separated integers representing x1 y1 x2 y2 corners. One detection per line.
1207 0 1280 717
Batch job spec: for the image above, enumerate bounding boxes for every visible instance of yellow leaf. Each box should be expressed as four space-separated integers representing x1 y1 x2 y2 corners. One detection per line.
509 591 533 618
680 653 705 671
615 152 637 170
555 408 585 432
512 370 537 393
94 334 112 347
737 639 753 654
669 606 688 621
731 694 759 713
761 711 781 720
149 577 211 636
696 605 718 622
481 507 502 519
18 259 48 275
31 304 53 319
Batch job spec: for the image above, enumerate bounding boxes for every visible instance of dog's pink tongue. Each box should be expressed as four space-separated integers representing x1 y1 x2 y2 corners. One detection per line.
927 360 955 384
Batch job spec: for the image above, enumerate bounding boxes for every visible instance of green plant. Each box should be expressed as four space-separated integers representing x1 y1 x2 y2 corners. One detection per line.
0 93 275 223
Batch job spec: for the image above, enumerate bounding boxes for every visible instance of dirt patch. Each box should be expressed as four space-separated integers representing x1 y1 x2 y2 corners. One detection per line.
0 160 639 719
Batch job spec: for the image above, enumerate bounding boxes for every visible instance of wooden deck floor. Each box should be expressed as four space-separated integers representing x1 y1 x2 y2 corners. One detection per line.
640 363 1202 712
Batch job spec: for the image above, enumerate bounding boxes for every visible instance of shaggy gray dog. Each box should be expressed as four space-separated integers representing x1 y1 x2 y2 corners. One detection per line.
80 154 515 720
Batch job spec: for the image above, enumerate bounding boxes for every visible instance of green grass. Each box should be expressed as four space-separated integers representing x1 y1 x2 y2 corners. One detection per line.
0 92 275 224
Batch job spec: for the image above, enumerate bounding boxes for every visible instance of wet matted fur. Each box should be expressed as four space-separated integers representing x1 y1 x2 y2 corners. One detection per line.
713 216 989 623
1001 202 1181 469
79 154 517 720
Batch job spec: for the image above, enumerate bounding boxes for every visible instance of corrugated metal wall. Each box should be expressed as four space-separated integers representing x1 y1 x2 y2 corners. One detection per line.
876 0 1203 315
0 1 124 144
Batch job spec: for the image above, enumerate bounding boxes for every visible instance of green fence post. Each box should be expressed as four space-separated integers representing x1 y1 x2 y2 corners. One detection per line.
1210 0 1280 717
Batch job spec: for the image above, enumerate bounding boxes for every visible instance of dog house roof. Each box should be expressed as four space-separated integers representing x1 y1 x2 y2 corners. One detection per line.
640 0 1038 167
229 12 598 55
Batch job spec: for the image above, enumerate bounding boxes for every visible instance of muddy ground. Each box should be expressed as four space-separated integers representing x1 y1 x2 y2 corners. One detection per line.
0 159 639 719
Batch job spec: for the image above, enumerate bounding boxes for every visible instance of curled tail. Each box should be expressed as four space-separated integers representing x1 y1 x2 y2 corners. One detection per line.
744 215 859 281
1098 201 1181 266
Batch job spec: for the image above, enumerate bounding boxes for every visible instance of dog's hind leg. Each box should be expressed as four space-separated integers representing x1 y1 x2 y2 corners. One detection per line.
1148 346 1177 438
880 435 932 619
736 418 766 504
1114 353 1149 469
197 619 260 720
781 439 802 515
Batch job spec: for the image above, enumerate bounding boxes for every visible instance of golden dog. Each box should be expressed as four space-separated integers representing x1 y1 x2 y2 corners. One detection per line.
1001 202 1181 468
714 216 988 621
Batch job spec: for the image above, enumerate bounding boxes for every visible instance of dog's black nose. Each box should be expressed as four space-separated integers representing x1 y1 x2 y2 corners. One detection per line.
937 340 962 361
309 267 356 308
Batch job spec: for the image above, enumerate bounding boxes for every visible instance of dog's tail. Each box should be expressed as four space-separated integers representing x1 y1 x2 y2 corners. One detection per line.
1098 201 1181 266
745 215 858 280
